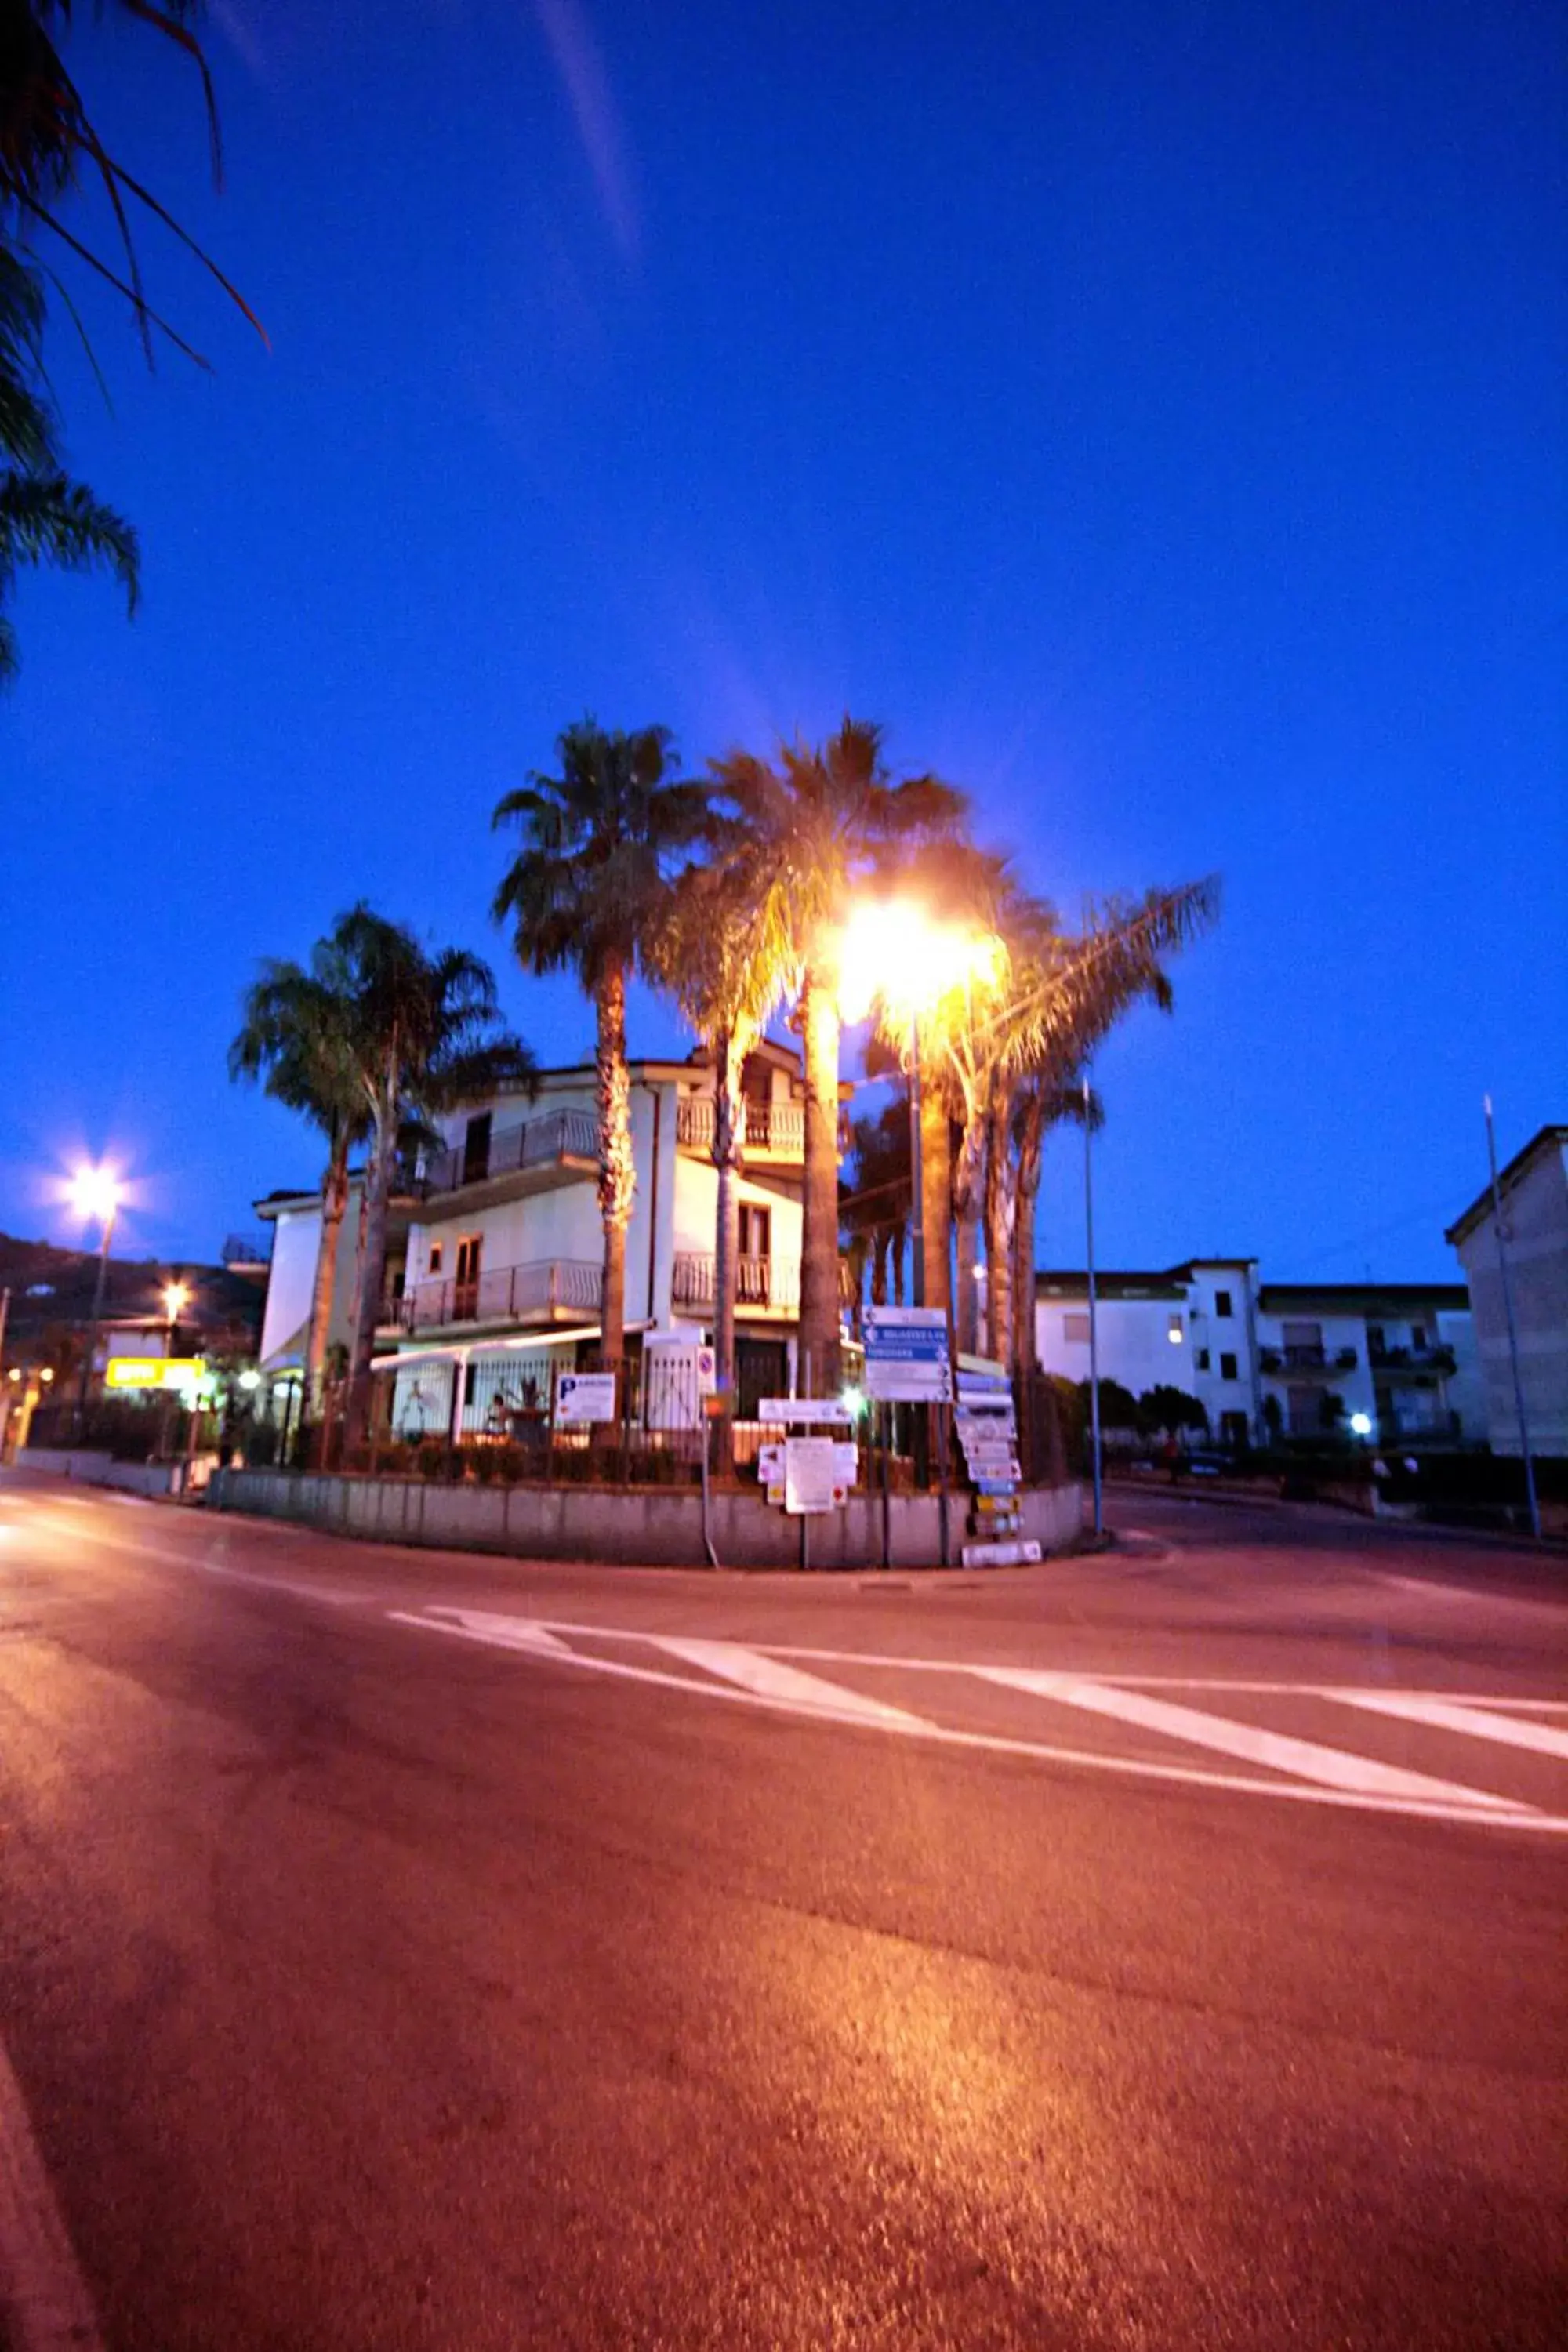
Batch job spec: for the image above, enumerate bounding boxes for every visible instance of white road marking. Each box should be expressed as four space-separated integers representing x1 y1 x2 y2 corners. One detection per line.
652 1638 930 1730
387 1610 1566 1832
1327 1688 1568 1760
0 2033 104 2352
967 1669 1530 1812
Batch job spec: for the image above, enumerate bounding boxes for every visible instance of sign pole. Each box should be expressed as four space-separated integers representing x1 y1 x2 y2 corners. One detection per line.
1084 1073 1103 1539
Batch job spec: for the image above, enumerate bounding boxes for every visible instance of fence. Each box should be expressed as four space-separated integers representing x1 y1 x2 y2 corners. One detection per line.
270 1351 1067 1501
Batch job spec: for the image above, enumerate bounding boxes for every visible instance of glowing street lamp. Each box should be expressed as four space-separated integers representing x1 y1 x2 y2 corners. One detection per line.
162 1279 191 1324
837 899 1003 1312
69 1162 123 1428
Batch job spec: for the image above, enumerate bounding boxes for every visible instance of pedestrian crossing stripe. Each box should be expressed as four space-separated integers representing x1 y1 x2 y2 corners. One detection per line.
387 1610 1568 1835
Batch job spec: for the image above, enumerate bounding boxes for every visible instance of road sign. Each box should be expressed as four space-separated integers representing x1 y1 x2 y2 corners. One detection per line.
105 1356 206 1392
554 1371 618 1424
784 1436 846 1515
865 1308 948 1330
961 1538 1042 1568
758 1398 854 1426
864 1363 952 1403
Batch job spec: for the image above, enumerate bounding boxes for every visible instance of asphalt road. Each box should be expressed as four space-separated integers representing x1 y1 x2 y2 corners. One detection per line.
0 1473 1563 2351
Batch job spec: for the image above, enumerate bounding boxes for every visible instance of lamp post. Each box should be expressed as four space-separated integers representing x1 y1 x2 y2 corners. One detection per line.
159 1279 191 1461
70 1165 122 1434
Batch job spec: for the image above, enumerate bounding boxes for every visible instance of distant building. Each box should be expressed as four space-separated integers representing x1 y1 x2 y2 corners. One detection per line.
1446 1125 1568 1458
1033 1262 1482 1447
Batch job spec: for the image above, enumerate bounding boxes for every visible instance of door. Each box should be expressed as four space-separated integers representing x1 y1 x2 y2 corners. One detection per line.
737 1203 771 1303
735 1338 787 1421
740 1055 772 1149
454 1233 482 1320
463 1112 492 1186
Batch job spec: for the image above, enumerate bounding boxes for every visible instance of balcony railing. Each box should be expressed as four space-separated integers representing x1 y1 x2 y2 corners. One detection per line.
675 1097 806 1156
1260 1345 1358 1375
417 1108 598 1197
392 1257 602 1332
1369 1342 1456 1376
671 1252 800 1312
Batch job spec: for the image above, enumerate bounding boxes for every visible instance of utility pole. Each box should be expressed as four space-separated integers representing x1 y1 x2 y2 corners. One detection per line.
1083 1073 1103 1539
1484 1097 1541 1540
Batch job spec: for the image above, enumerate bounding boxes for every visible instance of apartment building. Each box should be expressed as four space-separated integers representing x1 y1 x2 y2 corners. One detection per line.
1033 1262 1483 1446
1446 1124 1568 1457
256 1040 816 1431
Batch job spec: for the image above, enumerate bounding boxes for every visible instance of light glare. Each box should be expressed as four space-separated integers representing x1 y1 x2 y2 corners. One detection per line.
68 1163 122 1226
836 899 1005 1026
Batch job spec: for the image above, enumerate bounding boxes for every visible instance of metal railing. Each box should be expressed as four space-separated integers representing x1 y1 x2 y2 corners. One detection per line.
1369 1342 1456 1374
394 1256 603 1332
417 1107 598 1196
674 1097 806 1156
670 1252 800 1311
1260 1345 1358 1374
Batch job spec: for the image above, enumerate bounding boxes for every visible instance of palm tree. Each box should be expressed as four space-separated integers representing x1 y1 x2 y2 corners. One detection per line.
977 880 1221 1367
841 1102 912 1309
1011 1076 1098 1376
1 0 261 366
228 942 366 1415
709 719 966 1392
0 245 135 679
645 836 793 1428
493 719 708 1368
332 909 534 1449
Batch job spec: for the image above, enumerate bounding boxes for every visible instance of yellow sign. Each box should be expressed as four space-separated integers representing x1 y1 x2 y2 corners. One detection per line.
105 1356 207 1392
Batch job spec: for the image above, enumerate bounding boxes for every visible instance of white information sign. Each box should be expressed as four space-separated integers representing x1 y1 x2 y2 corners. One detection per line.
758 1398 854 1426
784 1436 845 1514
554 1371 618 1425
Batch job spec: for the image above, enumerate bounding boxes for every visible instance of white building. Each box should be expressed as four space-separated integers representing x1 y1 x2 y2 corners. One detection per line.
1446 1124 1568 1458
256 1042 818 1436
1033 1262 1483 1448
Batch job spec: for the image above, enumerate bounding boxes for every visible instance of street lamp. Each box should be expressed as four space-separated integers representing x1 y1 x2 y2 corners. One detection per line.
69 1163 122 1431
837 898 1004 1312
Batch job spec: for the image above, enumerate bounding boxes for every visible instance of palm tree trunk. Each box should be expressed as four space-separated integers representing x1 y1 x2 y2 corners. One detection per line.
955 1199 982 1356
797 965 841 1393
984 1078 1017 1367
952 1100 986 1348
918 1085 952 1312
872 1231 889 1306
343 1083 396 1450
305 1134 350 1414
892 1225 906 1307
596 960 634 1367
1013 1092 1047 1379
710 1029 742 1464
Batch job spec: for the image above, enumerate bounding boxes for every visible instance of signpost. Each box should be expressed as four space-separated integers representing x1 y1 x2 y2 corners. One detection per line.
862 1307 952 1403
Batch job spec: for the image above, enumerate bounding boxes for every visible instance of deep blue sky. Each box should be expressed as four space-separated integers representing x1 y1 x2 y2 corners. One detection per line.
2 0 1563 1279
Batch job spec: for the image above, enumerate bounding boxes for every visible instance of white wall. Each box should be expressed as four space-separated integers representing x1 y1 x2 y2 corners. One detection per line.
1033 1294 1192 1417
1453 1142 1568 1457
260 1207 320 1367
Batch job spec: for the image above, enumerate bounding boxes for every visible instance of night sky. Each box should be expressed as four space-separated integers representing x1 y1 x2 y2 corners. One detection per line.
2 0 1562 1281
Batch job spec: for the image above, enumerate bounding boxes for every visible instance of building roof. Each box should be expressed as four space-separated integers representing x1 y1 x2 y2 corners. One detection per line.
1445 1124 1568 1248
1258 1280 1469 1313
1035 1270 1188 1302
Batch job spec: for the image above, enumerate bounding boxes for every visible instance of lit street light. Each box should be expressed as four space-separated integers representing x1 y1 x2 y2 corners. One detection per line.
69 1162 123 1432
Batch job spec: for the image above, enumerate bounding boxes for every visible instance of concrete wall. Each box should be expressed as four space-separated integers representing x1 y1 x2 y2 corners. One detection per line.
1453 1141 1568 1457
209 1466 1084 1570
19 1447 190 1496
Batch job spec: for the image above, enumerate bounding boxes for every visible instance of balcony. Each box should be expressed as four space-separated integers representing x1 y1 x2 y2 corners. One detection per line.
1369 1342 1456 1377
671 1252 800 1314
416 1108 599 1205
1259 1345 1358 1376
675 1096 806 1159
390 1257 602 1334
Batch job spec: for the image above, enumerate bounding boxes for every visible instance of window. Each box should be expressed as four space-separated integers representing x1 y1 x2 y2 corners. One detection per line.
1410 1324 1427 1351
427 1242 444 1276
1220 1352 1238 1381
463 1362 477 1405
1064 1312 1091 1344
455 1234 482 1290
462 1111 492 1185
1215 1289 1233 1318
738 1203 771 1260
1196 1348 1210 1371
1367 1323 1385 1355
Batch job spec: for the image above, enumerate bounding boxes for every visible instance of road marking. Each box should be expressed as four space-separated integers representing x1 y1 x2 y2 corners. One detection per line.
652 1638 930 1730
0 2034 104 2352
1327 1689 1568 1760
967 1671 1531 1812
387 1610 1566 1832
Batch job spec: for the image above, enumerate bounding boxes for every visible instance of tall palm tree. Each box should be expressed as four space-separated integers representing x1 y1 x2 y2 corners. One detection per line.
0 245 135 678
1011 1076 1099 1377
333 909 533 1448
228 942 366 1414
841 1102 912 1309
978 880 1221 1367
645 835 792 1426
493 719 707 1367
710 719 966 1393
